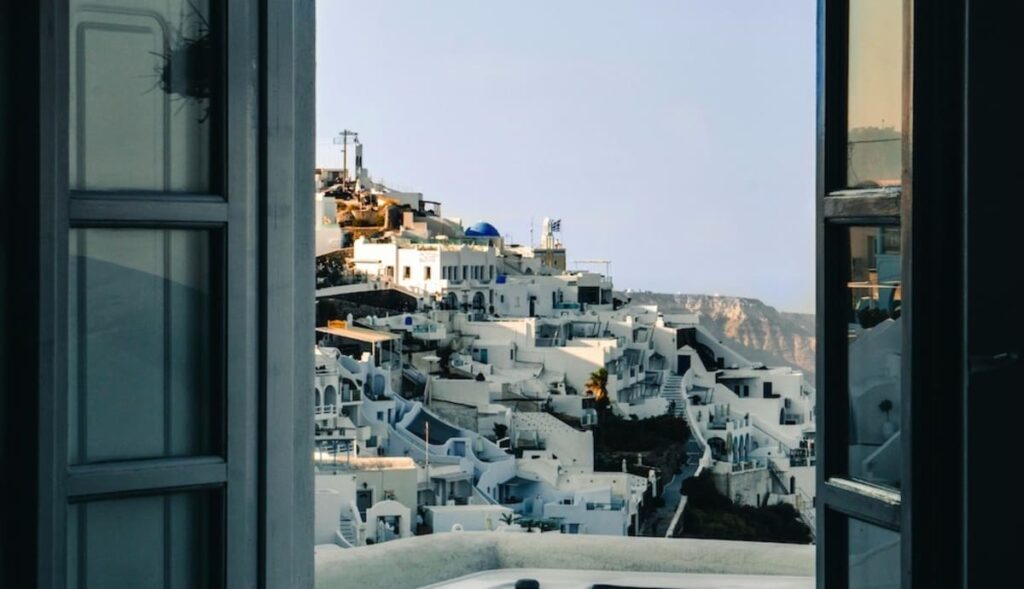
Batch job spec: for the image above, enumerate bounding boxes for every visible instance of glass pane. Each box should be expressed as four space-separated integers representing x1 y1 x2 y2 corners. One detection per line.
848 518 900 589
69 229 218 464
69 0 216 192
847 0 904 188
68 491 221 589
847 226 902 489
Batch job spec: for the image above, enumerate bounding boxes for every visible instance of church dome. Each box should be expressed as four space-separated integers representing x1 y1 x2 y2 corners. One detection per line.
465 221 500 238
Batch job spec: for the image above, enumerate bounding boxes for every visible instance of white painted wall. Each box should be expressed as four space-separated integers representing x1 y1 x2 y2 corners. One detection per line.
365 499 413 543
425 505 513 532
431 379 491 410
353 239 500 298
315 474 358 545
512 412 593 470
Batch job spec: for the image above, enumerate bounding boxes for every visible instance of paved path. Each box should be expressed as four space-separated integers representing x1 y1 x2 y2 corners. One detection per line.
641 429 705 536
643 457 700 537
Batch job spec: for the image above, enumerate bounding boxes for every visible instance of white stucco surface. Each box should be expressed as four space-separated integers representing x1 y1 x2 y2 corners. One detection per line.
422 568 813 589
315 532 814 589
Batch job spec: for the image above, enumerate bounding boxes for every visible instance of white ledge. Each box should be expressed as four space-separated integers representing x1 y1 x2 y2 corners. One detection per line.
315 532 815 589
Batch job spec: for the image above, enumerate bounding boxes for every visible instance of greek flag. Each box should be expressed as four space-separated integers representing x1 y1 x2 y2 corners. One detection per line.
550 219 562 232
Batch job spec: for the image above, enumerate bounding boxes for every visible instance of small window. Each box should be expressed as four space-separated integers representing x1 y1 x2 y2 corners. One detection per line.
403 266 411 279
425 267 432 280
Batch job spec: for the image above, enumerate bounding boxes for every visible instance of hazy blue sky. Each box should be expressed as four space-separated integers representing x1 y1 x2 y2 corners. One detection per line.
316 1 817 313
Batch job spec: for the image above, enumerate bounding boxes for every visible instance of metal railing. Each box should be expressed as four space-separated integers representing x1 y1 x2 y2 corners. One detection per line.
315 404 337 417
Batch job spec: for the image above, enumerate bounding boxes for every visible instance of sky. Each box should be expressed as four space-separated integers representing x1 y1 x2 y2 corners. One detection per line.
315 1 817 313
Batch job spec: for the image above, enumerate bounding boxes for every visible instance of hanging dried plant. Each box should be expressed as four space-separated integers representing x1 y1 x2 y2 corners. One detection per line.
152 1 213 120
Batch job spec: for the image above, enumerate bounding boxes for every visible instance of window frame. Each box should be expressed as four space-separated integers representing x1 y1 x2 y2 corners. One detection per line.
818 0 971 586
817 0 913 586
2 0 314 587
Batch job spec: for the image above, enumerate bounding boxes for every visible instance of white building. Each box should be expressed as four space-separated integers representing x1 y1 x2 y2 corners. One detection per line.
314 456 417 548
352 236 500 309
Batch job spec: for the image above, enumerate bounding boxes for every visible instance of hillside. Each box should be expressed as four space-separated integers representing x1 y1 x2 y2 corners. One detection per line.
625 292 816 383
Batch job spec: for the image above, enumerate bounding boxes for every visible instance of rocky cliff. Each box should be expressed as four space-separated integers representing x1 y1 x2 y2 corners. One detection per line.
626 292 816 384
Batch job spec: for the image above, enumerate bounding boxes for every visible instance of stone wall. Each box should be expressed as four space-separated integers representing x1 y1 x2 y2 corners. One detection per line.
712 466 772 506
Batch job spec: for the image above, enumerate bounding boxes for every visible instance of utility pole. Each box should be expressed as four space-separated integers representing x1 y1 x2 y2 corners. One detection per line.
335 129 358 180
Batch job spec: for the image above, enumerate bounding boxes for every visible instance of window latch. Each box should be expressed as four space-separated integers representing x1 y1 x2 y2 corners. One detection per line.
969 351 1020 375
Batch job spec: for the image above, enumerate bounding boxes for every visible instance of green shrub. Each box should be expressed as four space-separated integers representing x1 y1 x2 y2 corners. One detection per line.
679 471 812 544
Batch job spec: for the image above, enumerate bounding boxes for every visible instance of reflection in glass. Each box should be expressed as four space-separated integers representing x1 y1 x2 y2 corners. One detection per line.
847 0 903 188
848 518 900 589
68 491 221 589
847 226 901 489
69 0 214 192
68 229 217 464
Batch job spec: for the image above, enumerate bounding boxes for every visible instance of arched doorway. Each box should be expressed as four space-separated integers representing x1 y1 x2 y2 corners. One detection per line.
444 292 459 310
707 437 727 460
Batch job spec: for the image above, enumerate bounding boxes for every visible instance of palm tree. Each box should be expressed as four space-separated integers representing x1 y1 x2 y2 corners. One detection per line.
586 367 609 404
500 512 520 526
587 367 611 443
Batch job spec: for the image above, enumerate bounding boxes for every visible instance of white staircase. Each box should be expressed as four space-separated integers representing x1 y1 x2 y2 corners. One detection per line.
337 514 359 548
662 374 685 417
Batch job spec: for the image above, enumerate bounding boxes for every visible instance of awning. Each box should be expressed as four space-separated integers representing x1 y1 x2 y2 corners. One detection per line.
428 467 473 481
316 325 399 344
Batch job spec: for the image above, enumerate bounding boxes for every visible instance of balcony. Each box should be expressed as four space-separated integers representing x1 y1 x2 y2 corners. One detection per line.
314 404 337 420
314 532 814 589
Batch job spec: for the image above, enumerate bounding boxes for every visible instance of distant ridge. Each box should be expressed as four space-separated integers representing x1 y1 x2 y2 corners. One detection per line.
625 292 816 384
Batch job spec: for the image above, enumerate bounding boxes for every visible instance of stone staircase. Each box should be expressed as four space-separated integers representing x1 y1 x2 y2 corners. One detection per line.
767 460 816 542
661 374 685 417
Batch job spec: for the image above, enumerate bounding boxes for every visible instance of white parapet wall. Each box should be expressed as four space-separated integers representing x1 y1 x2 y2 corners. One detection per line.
430 379 491 410
425 505 513 533
314 532 815 589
